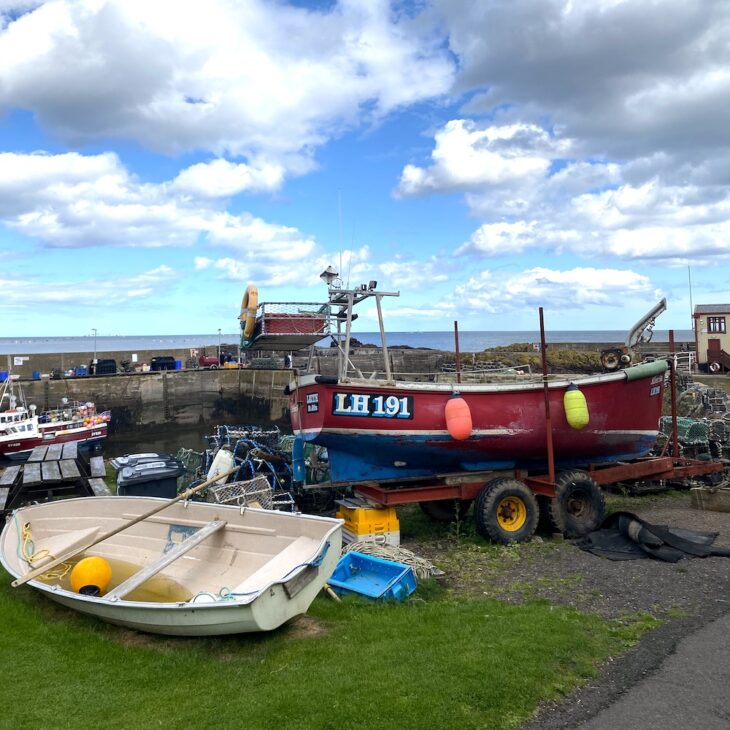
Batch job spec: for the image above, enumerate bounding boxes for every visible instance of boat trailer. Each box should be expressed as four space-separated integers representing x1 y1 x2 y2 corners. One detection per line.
310 323 728 544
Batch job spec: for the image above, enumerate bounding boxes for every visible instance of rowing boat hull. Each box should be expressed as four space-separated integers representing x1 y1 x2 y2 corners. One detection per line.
0 497 342 635
289 361 668 483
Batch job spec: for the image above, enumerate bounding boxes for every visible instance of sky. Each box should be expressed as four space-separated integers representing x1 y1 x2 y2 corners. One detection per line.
1 0 729 338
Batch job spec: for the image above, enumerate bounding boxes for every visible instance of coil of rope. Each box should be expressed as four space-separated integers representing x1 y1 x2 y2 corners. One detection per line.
342 540 444 580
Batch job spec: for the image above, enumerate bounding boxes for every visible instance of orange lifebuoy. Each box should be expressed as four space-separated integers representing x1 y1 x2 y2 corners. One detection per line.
709 362 721 373
239 284 258 340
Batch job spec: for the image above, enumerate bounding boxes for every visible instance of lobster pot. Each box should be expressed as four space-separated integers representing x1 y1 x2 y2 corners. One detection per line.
207 475 273 509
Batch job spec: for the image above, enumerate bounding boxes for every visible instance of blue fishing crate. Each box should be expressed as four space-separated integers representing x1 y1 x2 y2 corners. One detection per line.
328 551 416 601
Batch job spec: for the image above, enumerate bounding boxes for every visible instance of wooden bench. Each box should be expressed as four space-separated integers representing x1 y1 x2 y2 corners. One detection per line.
88 478 111 497
22 462 42 486
89 456 106 478
27 446 47 463
59 460 81 480
0 465 21 488
41 461 62 483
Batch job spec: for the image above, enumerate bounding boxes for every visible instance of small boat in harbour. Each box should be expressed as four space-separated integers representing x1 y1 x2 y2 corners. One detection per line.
0 495 342 635
0 378 110 461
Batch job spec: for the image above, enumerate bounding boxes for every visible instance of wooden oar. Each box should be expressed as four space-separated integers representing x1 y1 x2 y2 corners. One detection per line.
11 465 239 588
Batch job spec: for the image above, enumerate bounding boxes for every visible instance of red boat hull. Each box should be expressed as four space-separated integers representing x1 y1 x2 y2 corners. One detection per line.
289 362 667 483
0 423 108 461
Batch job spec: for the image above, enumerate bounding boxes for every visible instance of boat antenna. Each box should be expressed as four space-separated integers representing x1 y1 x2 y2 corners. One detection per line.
338 190 343 285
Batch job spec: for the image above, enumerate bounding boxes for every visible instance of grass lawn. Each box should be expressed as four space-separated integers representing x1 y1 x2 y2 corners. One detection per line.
0 562 648 730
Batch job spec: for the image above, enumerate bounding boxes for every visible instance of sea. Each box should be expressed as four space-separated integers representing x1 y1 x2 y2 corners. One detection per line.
0 329 694 355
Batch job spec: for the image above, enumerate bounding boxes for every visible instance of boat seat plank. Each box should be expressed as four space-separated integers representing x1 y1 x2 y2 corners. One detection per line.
45 443 64 461
88 478 111 497
0 465 21 487
27 446 48 463
23 463 42 486
104 520 227 601
62 442 78 460
59 459 81 480
230 536 320 595
0 487 9 511
41 461 62 483
89 456 106 478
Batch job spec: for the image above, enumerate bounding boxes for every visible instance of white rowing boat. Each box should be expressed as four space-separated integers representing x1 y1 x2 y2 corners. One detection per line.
0 496 342 635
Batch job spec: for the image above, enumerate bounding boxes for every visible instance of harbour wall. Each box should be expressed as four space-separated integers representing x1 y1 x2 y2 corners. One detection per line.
17 369 293 432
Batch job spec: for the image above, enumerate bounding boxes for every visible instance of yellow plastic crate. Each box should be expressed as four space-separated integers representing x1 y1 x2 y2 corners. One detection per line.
335 504 399 535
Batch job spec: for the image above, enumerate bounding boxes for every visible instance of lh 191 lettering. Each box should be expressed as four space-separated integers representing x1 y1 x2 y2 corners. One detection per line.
332 392 413 419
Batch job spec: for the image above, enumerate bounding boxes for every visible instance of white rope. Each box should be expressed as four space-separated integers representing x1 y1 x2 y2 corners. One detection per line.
342 540 444 579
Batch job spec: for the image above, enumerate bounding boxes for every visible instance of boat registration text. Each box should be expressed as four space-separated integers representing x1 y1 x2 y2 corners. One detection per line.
332 393 414 419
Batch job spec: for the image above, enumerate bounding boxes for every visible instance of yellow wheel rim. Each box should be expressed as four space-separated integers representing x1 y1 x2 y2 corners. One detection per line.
496 496 527 532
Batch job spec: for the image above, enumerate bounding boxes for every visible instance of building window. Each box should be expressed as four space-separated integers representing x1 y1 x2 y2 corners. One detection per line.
708 316 726 333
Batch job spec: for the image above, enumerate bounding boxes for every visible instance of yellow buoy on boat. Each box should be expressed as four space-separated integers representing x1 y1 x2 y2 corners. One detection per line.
445 394 472 441
70 556 112 596
564 383 589 430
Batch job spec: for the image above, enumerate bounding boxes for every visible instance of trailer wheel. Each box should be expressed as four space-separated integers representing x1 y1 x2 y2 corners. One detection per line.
546 470 605 538
474 478 539 544
419 499 473 523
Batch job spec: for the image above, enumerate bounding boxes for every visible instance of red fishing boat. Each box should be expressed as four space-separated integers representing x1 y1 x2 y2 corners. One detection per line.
0 379 110 461
281 273 668 485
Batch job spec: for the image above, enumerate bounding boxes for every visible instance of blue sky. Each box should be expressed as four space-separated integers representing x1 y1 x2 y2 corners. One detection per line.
1 0 729 338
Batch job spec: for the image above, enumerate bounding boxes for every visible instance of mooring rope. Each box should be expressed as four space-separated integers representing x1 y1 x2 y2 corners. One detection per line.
341 540 444 579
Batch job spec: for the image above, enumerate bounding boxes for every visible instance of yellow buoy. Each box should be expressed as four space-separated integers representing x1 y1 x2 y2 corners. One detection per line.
564 383 589 430
445 394 472 441
70 556 112 596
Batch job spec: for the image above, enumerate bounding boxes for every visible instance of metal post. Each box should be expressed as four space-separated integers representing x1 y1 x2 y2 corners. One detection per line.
92 328 97 362
342 293 354 380
669 330 680 460
376 294 392 382
454 320 462 384
217 328 221 364
539 308 555 484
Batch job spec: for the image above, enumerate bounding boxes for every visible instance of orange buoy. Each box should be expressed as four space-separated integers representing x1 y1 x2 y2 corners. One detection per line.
445 394 472 440
70 556 112 596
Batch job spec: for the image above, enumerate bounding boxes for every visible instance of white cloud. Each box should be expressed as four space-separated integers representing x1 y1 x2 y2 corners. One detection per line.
0 265 176 309
455 267 654 313
0 151 317 256
395 120 568 197
0 0 454 173
171 159 286 198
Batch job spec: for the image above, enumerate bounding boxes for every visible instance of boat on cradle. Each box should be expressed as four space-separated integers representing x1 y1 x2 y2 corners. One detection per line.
0 496 342 636
278 274 670 484
0 379 110 461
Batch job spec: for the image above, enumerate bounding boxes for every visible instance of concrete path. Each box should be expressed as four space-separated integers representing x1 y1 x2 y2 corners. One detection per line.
580 611 730 729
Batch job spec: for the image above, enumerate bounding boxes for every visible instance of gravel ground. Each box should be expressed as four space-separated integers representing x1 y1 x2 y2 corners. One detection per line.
402 493 730 729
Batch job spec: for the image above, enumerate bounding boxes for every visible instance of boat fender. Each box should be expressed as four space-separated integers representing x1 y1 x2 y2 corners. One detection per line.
709 362 721 373
239 284 258 340
207 446 236 486
564 383 589 430
70 556 112 596
445 393 472 441
314 375 339 385
292 435 305 482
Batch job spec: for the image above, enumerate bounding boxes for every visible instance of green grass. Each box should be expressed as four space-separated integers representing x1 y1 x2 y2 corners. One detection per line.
0 576 642 730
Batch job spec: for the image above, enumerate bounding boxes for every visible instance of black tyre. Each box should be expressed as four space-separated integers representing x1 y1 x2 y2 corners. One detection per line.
546 470 605 538
419 499 472 523
210 364 219 370
474 478 539 544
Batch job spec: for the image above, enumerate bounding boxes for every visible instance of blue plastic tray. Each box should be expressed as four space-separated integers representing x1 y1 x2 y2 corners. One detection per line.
328 551 416 601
